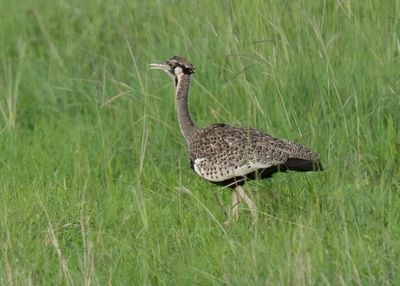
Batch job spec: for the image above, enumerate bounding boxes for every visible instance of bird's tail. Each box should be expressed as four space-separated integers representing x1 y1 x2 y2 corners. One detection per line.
285 158 324 172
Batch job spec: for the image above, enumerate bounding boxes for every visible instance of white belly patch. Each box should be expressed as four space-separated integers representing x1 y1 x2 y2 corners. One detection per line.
193 158 272 182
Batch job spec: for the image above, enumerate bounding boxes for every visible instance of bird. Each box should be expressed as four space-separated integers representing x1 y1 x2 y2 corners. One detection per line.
149 56 323 224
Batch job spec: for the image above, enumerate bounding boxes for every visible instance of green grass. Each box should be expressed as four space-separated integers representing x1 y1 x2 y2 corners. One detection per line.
1 0 400 284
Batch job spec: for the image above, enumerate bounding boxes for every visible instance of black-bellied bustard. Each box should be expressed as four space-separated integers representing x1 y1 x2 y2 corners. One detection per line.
149 56 323 224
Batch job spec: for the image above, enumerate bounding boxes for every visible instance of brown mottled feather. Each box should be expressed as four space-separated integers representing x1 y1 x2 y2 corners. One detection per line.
188 123 322 187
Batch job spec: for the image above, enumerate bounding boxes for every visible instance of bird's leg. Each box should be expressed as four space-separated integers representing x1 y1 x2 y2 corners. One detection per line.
224 190 241 226
235 185 258 222
232 190 240 221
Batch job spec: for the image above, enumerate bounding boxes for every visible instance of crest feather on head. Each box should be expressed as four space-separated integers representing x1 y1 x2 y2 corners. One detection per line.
167 56 195 74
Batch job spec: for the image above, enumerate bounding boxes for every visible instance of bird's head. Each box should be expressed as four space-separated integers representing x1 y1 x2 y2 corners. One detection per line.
149 56 195 85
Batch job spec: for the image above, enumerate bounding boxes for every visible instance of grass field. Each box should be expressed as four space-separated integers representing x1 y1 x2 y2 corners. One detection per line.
1 0 400 285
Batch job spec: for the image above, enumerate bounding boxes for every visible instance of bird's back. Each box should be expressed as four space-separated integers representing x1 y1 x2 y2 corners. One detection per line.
188 124 322 185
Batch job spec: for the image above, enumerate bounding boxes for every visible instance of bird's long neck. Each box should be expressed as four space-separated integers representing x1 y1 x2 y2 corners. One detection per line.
175 74 197 140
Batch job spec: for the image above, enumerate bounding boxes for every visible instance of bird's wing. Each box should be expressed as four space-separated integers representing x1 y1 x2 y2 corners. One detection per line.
188 124 319 182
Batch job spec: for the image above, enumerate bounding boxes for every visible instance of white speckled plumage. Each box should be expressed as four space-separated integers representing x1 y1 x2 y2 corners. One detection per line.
188 123 321 185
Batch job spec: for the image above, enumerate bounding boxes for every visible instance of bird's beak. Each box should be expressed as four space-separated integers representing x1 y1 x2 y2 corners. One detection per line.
148 63 170 71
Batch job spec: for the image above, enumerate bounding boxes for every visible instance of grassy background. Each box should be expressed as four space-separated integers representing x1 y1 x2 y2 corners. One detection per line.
1 0 399 284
